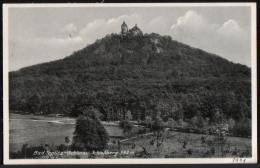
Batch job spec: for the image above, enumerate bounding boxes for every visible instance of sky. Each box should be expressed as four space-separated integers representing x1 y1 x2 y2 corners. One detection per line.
8 6 252 71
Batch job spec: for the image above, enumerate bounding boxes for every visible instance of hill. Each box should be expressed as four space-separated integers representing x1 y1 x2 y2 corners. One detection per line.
9 31 251 136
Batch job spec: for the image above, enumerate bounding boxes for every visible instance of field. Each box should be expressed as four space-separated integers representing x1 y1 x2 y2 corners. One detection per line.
122 131 251 158
10 113 76 152
10 113 251 158
10 113 123 152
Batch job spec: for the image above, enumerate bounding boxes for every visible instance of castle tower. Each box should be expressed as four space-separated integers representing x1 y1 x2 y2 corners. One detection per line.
129 24 143 36
121 21 128 36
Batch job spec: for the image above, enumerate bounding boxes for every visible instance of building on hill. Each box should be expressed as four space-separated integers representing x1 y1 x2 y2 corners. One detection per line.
121 22 143 37
129 24 143 36
121 21 128 36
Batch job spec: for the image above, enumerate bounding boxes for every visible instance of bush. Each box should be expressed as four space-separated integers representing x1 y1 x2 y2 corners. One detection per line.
137 127 147 134
167 118 177 129
187 149 192 155
210 147 215 155
232 118 251 137
10 144 45 159
72 113 109 152
119 120 133 134
201 136 206 144
190 116 205 129
57 144 67 152
151 115 164 131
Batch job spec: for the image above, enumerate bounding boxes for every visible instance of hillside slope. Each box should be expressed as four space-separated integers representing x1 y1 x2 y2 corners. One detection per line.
9 32 251 133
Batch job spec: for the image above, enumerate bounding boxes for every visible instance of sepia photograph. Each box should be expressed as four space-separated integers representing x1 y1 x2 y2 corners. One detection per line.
3 3 257 164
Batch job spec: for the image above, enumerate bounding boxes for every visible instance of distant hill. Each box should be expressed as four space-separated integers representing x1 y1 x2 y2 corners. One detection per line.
9 29 251 136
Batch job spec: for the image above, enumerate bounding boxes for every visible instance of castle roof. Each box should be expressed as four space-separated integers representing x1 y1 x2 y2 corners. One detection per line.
131 24 141 31
129 24 143 36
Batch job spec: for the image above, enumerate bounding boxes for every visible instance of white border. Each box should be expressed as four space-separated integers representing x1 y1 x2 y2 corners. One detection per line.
2 3 257 165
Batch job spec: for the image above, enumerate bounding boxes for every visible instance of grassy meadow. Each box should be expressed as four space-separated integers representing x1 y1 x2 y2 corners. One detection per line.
10 113 76 152
123 131 251 158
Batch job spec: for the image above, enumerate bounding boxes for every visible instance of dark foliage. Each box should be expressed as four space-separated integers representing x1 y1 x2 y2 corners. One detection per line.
72 109 109 152
119 120 133 134
232 118 251 137
10 144 45 159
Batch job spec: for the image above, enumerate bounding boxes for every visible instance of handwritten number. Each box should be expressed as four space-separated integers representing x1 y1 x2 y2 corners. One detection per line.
233 157 246 163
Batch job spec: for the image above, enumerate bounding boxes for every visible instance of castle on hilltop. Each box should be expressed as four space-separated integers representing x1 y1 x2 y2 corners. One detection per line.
121 21 143 36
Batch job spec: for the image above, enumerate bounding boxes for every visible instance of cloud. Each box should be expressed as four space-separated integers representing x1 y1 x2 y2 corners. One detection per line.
145 16 170 35
172 11 204 31
79 14 142 44
169 10 250 67
61 23 78 34
217 19 243 38
24 36 84 49
9 14 143 70
169 10 218 50
9 35 85 71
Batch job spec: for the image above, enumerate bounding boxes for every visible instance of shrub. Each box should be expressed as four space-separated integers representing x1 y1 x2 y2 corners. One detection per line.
210 147 215 155
201 136 206 144
57 144 67 152
167 118 177 129
119 120 133 134
137 127 147 134
72 113 109 152
10 144 45 159
232 118 251 137
151 115 164 131
187 149 192 155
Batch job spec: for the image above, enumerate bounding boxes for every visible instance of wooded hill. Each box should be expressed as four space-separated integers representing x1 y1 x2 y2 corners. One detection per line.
9 32 251 135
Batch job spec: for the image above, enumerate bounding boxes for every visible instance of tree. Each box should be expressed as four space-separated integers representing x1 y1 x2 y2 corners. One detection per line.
232 118 251 137
213 124 229 157
182 98 199 119
125 110 133 121
167 118 176 129
190 114 205 129
156 100 171 121
119 120 133 135
152 113 164 132
177 118 188 128
212 107 223 124
72 109 109 152
232 102 247 120
170 103 184 121
227 118 235 132
27 94 41 113
151 113 165 152
64 136 70 151
145 116 152 129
